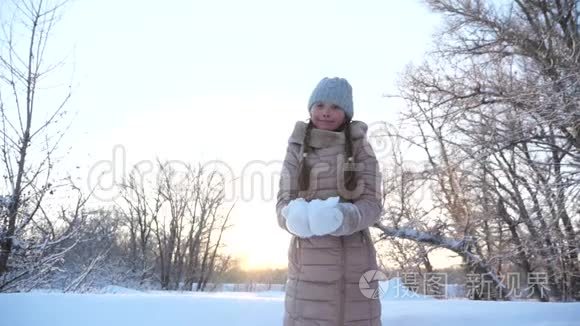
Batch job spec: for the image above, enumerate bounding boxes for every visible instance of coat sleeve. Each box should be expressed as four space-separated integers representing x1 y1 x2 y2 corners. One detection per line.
276 143 300 233
331 137 383 236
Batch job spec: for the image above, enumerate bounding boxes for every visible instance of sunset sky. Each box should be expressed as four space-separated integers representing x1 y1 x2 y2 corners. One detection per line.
2 0 463 270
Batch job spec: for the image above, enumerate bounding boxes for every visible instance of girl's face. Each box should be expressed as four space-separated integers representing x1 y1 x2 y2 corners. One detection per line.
310 101 346 131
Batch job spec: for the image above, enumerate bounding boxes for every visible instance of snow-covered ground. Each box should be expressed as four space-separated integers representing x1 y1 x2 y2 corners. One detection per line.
1 279 579 326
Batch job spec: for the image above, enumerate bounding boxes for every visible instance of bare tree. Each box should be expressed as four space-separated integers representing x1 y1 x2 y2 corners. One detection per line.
375 0 579 301
118 170 160 285
182 166 230 291
117 161 234 291
0 0 89 292
154 160 196 290
0 181 89 292
378 133 439 285
198 199 234 291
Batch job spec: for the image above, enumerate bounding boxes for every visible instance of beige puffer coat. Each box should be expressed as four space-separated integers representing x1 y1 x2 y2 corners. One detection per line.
276 120 383 326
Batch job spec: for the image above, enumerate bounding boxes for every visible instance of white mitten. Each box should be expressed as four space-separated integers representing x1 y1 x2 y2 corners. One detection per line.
282 198 313 238
307 196 344 236
330 202 362 236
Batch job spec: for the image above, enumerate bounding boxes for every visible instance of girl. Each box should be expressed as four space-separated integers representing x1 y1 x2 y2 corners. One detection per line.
276 77 383 326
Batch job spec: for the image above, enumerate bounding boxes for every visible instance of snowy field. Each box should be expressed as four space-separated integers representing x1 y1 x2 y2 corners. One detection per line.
1 280 579 326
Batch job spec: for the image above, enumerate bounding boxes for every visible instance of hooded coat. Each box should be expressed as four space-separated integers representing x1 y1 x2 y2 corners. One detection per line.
276 120 383 326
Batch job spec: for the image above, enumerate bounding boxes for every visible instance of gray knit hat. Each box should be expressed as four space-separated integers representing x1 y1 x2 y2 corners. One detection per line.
307 77 353 120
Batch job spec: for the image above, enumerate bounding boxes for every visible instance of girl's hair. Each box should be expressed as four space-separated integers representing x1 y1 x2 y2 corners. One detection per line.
298 119 356 192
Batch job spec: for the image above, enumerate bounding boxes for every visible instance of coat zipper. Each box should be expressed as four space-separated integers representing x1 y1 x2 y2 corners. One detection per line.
339 236 346 326
361 231 373 321
294 237 300 319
